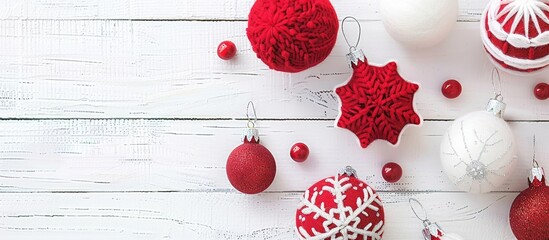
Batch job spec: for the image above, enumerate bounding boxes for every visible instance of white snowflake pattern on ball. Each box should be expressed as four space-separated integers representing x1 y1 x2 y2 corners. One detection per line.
296 174 384 240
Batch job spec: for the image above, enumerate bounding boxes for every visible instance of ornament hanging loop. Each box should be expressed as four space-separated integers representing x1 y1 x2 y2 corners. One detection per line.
246 101 258 129
533 135 539 168
409 198 431 226
341 16 361 53
491 68 503 101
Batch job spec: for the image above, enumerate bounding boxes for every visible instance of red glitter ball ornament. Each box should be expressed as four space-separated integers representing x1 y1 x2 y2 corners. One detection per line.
382 162 403 183
296 166 385 239
226 127 276 194
441 79 462 99
217 40 237 60
534 83 549 100
509 161 549 240
335 48 421 148
290 142 309 162
246 0 339 73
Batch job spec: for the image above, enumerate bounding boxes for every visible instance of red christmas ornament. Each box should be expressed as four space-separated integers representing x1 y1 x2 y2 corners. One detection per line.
217 40 237 60
226 102 276 194
534 83 549 100
336 18 421 148
509 160 549 240
382 162 403 183
246 0 339 73
296 166 385 239
290 142 309 162
481 0 549 74
441 79 462 99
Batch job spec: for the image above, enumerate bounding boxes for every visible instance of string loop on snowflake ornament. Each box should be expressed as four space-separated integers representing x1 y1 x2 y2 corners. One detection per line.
341 16 361 53
246 101 258 129
491 68 503 101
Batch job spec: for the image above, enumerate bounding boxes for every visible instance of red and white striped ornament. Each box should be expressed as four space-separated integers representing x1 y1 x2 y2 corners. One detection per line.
481 0 549 75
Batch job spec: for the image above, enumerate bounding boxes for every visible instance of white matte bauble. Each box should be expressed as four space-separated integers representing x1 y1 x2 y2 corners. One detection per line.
440 106 516 193
380 0 458 48
441 233 465 240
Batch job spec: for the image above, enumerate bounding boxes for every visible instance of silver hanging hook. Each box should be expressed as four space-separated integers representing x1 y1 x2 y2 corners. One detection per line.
246 101 258 129
409 198 430 225
491 68 503 101
533 135 539 168
341 16 361 53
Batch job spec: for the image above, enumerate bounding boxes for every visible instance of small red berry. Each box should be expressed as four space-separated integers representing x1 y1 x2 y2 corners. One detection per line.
290 142 309 162
382 162 402 183
533 83 548 100
441 79 462 99
217 40 237 60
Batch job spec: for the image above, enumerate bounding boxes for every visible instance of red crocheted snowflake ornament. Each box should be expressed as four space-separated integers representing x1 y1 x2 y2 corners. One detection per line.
335 52 420 148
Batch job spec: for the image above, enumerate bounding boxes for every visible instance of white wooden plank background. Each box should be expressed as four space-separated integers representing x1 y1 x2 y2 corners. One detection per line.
0 0 547 239
0 20 547 119
0 120 547 193
0 192 517 240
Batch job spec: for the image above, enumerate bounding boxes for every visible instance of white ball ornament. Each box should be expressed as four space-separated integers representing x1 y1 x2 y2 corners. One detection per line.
440 97 516 193
380 0 459 48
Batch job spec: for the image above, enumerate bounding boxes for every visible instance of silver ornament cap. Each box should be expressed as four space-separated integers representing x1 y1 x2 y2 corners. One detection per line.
346 49 366 67
340 165 358 178
530 162 545 184
422 221 445 240
485 97 506 118
242 127 259 143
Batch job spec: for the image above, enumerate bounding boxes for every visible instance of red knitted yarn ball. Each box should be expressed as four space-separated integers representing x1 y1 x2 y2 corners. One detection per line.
247 0 339 73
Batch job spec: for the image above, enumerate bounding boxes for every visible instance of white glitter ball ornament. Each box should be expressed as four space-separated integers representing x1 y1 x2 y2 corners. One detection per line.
440 97 516 193
380 0 459 48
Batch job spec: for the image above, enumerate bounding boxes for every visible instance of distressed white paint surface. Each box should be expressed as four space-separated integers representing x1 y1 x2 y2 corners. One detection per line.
0 0 488 21
0 20 547 119
0 0 546 239
0 120 546 193
0 192 517 240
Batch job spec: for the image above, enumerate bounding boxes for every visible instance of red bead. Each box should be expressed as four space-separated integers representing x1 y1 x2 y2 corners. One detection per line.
441 79 462 99
533 83 549 100
381 162 402 183
217 41 237 60
290 142 309 162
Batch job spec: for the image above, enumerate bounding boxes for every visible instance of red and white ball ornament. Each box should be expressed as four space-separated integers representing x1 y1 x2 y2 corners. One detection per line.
481 0 549 75
296 166 385 240
509 160 549 240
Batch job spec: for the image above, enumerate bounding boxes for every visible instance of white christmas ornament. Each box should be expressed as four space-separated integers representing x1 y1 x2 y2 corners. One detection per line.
440 96 516 193
379 0 459 48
